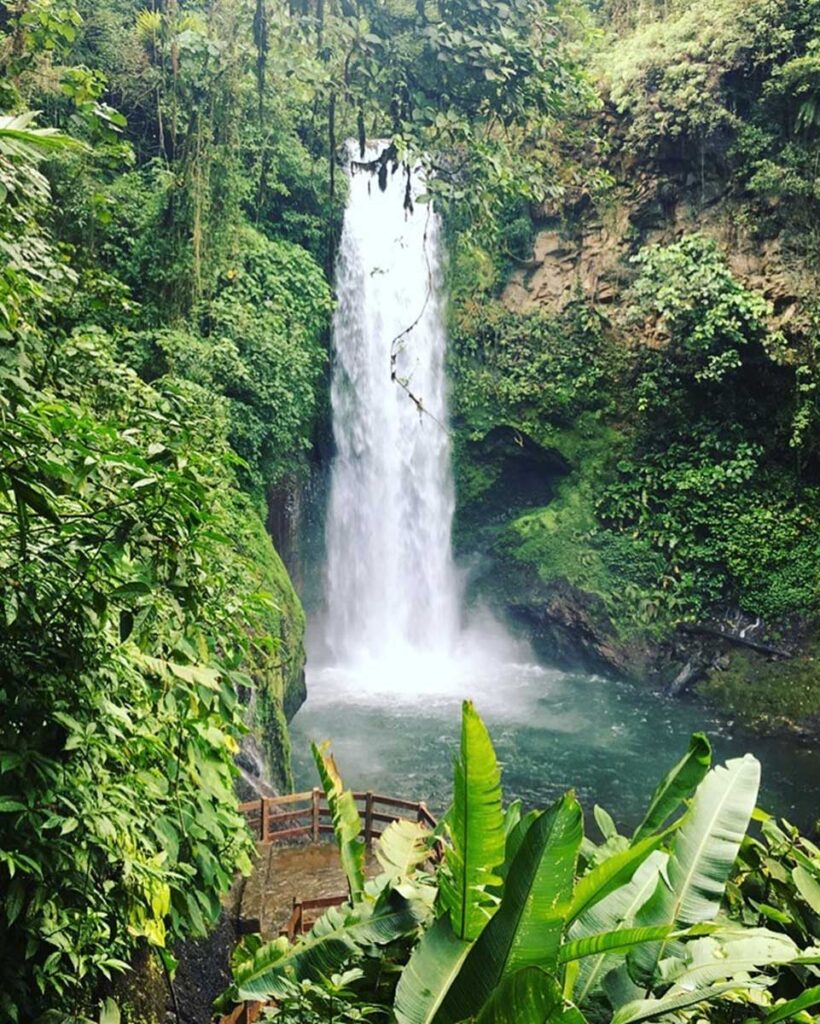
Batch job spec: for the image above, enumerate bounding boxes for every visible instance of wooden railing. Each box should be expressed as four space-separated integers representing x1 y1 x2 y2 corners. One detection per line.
220 790 439 1024
219 1002 265 1024
239 788 437 846
279 893 347 941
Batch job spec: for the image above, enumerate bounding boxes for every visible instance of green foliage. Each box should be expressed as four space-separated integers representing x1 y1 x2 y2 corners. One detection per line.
598 236 820 620
729 813 820 946
696 639 820 734
259 971 386 1024
450 297 614 441
0 333 259 1019
436 793 584 1022
312 741 367 904
0 53 304 1020
459 234 820 634
223 706 820 1024
598 0 753 149
597 0 820 260
632 732 712 843
133 229 331 490
439 700 506 942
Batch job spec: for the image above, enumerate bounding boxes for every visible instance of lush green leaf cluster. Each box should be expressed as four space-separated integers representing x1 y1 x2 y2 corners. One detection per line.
450 296 615 441
598 235 820 620
0 8 324 1018
221 704 820 1024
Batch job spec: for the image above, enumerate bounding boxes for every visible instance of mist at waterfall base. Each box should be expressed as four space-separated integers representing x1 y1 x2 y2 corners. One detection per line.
291 147 820 830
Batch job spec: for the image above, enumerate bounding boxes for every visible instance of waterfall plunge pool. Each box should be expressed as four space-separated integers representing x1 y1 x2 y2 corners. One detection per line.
290 653 820 832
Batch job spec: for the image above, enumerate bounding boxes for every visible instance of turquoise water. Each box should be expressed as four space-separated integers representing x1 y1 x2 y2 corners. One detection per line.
291 659 819 832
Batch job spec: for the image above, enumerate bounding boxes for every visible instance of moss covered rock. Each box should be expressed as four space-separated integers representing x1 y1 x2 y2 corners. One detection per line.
697 635 820 738
227 492 306 792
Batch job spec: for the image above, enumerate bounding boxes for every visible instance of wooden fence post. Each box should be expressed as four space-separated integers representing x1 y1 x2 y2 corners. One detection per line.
312 787 320 841
260 797 269 843
364 791 374 846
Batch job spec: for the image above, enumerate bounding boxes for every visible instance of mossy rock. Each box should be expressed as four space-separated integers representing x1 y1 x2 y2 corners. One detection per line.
697 633 820 736
226 491 306 791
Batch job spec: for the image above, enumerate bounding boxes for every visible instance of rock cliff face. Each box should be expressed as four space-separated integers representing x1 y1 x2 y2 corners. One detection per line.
230 496 307 794
452 132 819 735
503 155 805 332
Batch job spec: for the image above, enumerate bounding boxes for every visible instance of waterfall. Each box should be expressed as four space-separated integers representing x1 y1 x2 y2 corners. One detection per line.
323 147 461 673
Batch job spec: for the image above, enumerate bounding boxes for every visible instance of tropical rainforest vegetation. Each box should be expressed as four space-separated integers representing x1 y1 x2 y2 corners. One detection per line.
0 0 818 1018
222 703 820 1024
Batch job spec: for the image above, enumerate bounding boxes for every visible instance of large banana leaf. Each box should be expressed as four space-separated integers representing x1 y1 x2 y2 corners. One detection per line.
567 827 674 924
611 982 747 1024
558 925 673 964
494 808 540 895
569 851 667 1006
312 741 366 903
436 793 583 1023
630 754 761 985
394 916 473 1024
0 112 88 160
632 733 712 843
438 701 506 941
658 927 799 989
233 893 423 1001
473 967 565 1024
376 818 432 881
762 984 820 1024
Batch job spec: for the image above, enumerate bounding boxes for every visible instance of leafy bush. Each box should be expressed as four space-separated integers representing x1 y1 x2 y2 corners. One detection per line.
0 110 297 1022
0 334 259 1020
598 235 818 619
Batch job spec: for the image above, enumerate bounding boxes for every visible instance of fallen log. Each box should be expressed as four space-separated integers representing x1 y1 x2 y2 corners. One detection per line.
678 623 790 658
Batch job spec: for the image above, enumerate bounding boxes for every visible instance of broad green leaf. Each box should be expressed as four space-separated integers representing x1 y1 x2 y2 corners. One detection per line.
312 741 365 903
630 755 761 985
793 865 820 914
474 967 564 1024
394 916 473 1024
762 984 820 1023
558 925 673 964
568 827 674 924
659 927 800 989
497 809 539 887
97 997 121 1024
376 819 431 881
0 113 88 158
633 733 711 843
594 805 619 842
611 982 746 1024
437 793 583 1023
602 963 643 1013
234 896 422 1001
570 851 667 1006
11 477 61 524
439 701 506 941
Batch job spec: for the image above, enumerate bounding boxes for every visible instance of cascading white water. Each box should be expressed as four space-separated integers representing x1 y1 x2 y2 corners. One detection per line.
323 147 461 675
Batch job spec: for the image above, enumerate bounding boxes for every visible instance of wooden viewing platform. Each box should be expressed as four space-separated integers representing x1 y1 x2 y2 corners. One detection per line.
219 789 438 1023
